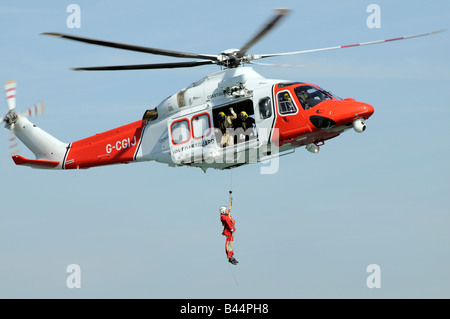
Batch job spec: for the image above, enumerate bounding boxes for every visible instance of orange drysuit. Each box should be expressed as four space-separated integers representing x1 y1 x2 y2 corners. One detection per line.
220 213 235 259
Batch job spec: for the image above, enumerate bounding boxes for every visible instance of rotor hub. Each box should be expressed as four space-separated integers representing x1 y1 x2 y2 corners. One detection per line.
4 111 18 125
218 49 243 68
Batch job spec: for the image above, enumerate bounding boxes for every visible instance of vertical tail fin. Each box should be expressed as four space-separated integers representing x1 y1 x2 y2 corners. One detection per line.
9 116 68 169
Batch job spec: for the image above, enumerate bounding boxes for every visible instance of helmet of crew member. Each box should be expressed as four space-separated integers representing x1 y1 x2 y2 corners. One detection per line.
283 93 291 101
239 111 248 120
219 206 228 215
218 112 226 120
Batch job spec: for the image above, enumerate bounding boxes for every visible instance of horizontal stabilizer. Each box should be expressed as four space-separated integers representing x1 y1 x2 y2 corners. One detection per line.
12 155 60 169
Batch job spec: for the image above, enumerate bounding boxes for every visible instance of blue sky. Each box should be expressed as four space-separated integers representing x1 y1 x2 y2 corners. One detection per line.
0 0 449 298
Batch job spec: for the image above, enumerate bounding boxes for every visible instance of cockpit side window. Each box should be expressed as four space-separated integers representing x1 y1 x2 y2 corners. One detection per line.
277 91 297 115
294 85 332 110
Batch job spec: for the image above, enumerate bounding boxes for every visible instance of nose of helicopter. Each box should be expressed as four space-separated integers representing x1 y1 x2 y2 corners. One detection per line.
330 99 374 125
308 99 374 131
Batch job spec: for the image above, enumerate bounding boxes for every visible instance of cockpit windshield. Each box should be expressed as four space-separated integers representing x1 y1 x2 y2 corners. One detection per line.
294 85 334 110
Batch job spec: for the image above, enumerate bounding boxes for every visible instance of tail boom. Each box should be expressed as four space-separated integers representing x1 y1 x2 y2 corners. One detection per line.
62 120 146 169
8 117 147 170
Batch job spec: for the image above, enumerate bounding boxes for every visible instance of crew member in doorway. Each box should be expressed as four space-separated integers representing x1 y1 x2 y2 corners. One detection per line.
220 206 238 265
217 107 237 147
235 111 256 143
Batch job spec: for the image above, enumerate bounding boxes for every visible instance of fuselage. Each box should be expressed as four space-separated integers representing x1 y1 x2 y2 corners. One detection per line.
9 67 374 170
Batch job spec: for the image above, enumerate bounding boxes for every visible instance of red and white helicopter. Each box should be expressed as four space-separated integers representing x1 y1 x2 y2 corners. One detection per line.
1 9 444 171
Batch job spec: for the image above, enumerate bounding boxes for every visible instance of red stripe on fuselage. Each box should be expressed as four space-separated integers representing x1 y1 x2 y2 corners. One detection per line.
64 120 145 169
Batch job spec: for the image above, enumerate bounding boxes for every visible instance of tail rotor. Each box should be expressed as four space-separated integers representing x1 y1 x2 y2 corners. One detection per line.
20 102 45 118
8 132 19 155
1 80 45 155
4 80 17 112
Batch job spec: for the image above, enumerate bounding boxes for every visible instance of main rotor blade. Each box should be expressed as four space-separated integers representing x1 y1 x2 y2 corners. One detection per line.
42 32 219 61
237 8 290 58
72 60 216 71
257 29 447 59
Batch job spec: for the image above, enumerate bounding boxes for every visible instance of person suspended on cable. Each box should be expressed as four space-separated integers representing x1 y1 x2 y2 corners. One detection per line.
219 206 238 265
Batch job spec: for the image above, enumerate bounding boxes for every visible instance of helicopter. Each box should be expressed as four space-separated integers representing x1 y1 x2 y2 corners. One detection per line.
1 9 444 172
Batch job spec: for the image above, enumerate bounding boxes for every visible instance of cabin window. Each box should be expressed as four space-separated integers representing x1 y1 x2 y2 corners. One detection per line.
258 97 272 119
192 113 211 139
171 119 190 145
277 91 297 115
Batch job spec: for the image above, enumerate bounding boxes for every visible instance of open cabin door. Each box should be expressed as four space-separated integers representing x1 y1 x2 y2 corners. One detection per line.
210 99 261 165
